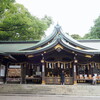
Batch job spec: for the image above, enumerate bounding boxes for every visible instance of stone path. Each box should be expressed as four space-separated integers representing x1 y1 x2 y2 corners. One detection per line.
0 95 100 100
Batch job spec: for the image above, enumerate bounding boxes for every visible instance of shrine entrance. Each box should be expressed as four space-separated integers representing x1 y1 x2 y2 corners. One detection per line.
43 50 74 85
45 61 73 84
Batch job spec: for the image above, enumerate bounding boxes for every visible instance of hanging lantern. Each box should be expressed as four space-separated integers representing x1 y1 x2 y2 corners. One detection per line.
41 59 44 63
74 59 78 63
74 55 78 63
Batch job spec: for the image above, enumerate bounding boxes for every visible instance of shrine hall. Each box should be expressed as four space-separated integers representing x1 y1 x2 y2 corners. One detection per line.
0 24 100 85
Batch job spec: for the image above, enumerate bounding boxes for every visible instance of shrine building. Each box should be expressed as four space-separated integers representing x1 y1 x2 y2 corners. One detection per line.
0 24 100 85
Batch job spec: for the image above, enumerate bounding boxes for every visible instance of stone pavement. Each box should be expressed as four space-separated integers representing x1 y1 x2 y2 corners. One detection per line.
0 84 100 96
0 95 100 100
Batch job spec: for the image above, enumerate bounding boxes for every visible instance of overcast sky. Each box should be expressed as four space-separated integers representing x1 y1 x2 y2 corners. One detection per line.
16 0 100 37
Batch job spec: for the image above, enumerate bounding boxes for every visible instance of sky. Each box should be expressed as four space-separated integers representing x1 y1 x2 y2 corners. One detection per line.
16 0 100 37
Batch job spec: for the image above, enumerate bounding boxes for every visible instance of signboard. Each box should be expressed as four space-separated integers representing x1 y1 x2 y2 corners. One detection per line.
36 72 41 76
9 65 21 68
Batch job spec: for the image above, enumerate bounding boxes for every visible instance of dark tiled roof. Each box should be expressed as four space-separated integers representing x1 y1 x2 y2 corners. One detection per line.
78 40 100 42
0 25 100 55
0 41 39 44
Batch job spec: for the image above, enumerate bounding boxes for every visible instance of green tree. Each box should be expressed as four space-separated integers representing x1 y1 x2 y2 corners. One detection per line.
41 15 53 27
71 34 82 40
0 1 52 41
83 16 100 39
83 33 91 39
90 16 100 39
0 0 15 16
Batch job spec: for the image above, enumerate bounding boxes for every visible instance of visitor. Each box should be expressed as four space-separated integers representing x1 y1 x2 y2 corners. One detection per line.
92 75 97 85
60 70 65 85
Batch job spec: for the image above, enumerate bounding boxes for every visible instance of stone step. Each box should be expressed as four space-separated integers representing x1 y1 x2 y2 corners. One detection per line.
0 84 100 96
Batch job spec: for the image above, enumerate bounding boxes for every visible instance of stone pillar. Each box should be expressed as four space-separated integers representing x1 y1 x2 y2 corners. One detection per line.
41 55 45 84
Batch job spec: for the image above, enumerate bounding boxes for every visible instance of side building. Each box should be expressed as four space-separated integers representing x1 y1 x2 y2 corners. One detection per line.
0 24 100 85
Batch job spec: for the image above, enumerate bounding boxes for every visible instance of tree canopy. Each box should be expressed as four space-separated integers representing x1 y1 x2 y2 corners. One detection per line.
0 0 53 41
0 0 15 15
89 16 100 39
83 16 100 39
71 34 82 40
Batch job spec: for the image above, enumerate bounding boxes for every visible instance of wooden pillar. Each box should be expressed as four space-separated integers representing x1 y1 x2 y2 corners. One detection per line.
20 63 22 84
58 61 60 68
41 55 45 84
73 56 77 85
5 63 9 84
73 64 77 84
21 63 26 84
24 63 28 84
